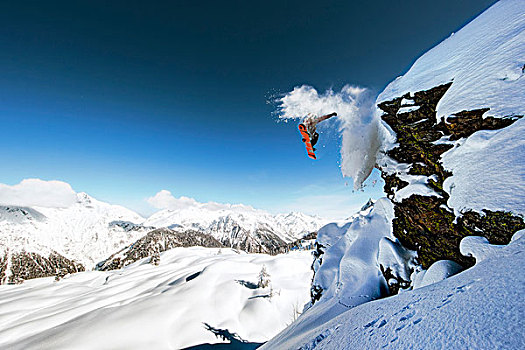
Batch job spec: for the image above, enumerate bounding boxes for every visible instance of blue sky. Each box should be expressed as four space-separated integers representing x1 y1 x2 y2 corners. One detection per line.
0 1 496 218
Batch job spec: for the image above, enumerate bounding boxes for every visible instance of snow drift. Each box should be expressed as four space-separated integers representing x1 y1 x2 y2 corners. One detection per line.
264 231 525 349
0 248 313 349
261 199 419 348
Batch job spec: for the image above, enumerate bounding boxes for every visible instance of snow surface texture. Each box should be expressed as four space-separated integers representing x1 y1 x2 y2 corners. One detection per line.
312 198 394 308
266 199 418 347
412 260 463 290
442 117 525 216
263 231 525 350
0 247 313 349
377 0 525 216
277 85 387 189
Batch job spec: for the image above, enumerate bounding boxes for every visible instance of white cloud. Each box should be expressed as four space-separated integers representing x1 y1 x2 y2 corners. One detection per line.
146 190 258 213
147 190 199 210
0 178 77 208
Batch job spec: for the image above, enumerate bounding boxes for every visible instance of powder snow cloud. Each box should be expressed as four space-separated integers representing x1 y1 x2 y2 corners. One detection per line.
0 178 77 208
277 85 386 188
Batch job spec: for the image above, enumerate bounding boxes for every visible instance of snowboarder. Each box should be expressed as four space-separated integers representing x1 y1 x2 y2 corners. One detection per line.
303 112 337 148
298 112 337 160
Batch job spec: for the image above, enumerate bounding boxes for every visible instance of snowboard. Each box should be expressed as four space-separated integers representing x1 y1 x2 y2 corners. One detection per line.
298 124 316 160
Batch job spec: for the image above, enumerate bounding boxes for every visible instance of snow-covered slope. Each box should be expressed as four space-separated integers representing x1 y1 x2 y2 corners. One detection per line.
0 247 313 349
144 206 326 245
263 231 525 349
377 0 525 121
0 192 147 269
260 199 417 348
377 0 525 216
262 2 525 348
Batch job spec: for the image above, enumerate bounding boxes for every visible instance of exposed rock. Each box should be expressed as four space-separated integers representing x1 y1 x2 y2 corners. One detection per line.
149 252 160 266
109 220 155 232
378 83 524 270
380 265 410 295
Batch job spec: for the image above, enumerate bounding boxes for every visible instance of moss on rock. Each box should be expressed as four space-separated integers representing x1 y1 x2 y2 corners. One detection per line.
378 83 524 269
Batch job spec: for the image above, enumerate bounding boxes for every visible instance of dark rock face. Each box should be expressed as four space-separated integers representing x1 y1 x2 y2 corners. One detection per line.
379 265 410 295
378 83 524 270
96 228 225 271
309 240 325 304
4 251 84 284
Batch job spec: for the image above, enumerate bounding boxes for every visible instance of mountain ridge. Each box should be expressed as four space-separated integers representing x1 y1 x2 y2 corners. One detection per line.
0 191 326 283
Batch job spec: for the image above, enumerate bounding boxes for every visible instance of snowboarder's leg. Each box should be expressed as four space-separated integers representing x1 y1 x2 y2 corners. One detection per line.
311 132 319 147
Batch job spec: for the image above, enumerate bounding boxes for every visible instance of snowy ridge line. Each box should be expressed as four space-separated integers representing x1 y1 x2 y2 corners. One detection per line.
0 192 147 270
144 207 326 244
0 189 327 281
377 0 525 121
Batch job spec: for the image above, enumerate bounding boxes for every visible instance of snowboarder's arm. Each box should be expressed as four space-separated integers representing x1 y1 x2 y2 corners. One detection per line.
316 112 337 123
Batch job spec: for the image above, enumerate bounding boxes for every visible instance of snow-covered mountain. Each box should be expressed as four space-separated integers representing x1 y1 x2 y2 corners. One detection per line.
0 192 147 265
0 189 326 283
0 192 150 283
144 205 326 247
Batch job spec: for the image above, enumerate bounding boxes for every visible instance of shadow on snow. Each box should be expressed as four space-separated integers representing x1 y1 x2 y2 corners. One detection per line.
181 323 263 350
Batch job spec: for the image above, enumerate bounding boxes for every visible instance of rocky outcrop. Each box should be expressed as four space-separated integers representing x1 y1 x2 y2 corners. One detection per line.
96 228 224 271
2 250 84 284
378 83 524 271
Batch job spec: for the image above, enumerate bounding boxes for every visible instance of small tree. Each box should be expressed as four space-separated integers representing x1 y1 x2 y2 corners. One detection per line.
258 265 271 288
